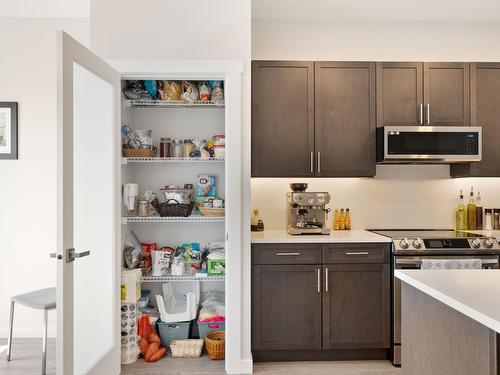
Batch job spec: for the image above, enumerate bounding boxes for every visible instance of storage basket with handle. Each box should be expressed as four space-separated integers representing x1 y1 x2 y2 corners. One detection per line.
169 339 203 358
153 199 195 217
205 331 225 360
122 147 157 158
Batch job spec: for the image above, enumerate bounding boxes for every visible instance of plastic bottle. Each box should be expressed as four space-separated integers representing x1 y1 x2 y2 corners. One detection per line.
345 208 352 230
467 187 477 230
339 208 346 230
455 190 467 231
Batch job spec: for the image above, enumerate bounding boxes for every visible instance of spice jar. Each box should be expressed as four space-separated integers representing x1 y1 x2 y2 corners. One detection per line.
159 137 171 157
494 209 500 230
171 139 183 157
183 139 194 158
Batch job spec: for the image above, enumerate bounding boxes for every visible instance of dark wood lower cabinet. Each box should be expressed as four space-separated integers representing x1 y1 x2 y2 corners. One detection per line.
323 264 390 350
251 243 391 360
252 264 322 350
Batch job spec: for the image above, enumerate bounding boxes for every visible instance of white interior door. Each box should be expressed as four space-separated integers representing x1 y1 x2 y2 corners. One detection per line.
56 31 121 375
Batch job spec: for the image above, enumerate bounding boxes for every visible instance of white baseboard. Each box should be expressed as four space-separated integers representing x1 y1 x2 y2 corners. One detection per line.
226 358 253 374
239 358 253 374
0 325 56 339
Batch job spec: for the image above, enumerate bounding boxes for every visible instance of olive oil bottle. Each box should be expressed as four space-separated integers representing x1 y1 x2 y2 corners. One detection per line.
455 190 467 231
467 187 477 230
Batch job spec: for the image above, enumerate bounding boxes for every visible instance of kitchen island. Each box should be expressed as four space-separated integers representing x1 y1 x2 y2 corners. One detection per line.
395 270 500 375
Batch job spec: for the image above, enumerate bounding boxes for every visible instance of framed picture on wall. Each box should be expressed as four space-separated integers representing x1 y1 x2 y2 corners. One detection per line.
0 102 18 160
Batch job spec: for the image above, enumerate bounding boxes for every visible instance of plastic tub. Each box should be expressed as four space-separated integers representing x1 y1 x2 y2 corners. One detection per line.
197 321 225 339
157 320 192 348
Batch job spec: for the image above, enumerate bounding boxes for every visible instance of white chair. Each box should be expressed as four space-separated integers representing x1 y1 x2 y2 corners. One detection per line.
6 288 56 375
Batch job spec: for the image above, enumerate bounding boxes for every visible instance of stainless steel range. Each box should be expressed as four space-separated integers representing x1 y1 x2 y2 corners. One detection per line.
370 229 500 366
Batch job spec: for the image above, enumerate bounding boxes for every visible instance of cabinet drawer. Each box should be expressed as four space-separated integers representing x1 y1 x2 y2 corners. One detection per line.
322 244 390 264
252 244 321 265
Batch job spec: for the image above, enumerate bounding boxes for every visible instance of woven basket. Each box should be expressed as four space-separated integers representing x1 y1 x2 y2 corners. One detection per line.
199 207 225 217
122 148 157 157
170 339 203 358
155 199 195 217
205 331 225 360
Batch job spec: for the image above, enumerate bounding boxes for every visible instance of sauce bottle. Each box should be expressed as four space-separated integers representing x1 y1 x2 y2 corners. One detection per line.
345 208 352 230
467 187 477 230
339 208 346 230
333 209 340 231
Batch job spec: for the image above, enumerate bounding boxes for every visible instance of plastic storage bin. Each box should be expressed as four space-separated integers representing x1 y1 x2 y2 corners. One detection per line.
157 320 192 348
197 321 225 339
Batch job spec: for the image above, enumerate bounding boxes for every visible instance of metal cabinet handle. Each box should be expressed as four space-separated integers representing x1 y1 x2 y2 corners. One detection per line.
275 252 301 256
310 151 313 173
345 251 370 255
426 103 430 125
317 152 321 174
419 104 423 125
325 268 329 292
317 269 321 293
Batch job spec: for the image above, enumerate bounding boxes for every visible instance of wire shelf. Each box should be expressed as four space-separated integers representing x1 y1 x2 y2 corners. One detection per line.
122 215 225 224
124 99 225 108
141 274 225 282
122 157 225 164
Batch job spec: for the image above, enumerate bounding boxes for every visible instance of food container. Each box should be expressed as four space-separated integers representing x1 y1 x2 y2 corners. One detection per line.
214 144 225 158
197 321 225 339
170 339 203 358
138 200 150 217
183 139 194 158
138 289 150 309
171 139 183 157
494 209 500 230
207 258 225 276
159 137 171 157
213 134 225 145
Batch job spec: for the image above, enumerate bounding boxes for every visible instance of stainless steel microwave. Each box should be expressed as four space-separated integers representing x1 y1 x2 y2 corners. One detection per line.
376 126 482 164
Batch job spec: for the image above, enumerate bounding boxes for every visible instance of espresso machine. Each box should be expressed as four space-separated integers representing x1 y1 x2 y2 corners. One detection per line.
286 184 331 235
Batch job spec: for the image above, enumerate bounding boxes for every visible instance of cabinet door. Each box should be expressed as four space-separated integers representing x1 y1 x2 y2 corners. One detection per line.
376 62 423 126
323 264 390 349
315 62 376 177
252 264 322 350
451 63 500 177
252 61 315 177
423 62 470 126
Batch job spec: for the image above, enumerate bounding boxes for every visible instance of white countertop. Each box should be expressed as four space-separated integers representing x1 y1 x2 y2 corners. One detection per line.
395 270 500 333
251 230 392 243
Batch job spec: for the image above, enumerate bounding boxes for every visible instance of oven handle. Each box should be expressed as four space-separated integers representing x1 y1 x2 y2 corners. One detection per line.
395 258 498 266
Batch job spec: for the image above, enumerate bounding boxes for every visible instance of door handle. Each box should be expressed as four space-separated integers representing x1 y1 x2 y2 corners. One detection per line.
275 252 301 256
317 152 321 174
325 268 329 292
419 104 423 125
50 253 63 260
317 269 321 293
426 103 430 125
310 151 313 174
67 248 91 263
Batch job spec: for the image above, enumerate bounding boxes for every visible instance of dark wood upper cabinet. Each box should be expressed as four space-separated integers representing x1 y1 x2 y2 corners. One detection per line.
424 62 470 126
376 62 423 126
315 62 376 177
322 263 390 350
252 264 322 350
451 63 500 177
252 61 314 177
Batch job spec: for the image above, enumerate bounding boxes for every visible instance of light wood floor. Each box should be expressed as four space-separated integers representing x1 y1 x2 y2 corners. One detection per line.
1 339 401 375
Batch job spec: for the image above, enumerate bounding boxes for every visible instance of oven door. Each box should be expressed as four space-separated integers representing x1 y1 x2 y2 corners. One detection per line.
392 255 499 365
378 126 482 163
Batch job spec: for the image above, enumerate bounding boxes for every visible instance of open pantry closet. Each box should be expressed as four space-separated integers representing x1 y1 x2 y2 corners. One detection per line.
114 60 243 374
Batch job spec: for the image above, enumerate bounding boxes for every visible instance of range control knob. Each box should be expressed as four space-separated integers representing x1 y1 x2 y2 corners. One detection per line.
399 239 410 249
412 239 423 249
484 238 495 249
471 238 481 249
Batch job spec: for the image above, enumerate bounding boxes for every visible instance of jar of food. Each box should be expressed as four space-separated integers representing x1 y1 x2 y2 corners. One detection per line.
183 139 194 158
171 139 183 157
214 144 225 158
138 200 150 217
213 133 225 145
159 137 171 157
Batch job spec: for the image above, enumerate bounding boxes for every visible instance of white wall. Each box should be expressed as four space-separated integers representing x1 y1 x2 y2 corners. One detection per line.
0 17 89 338
251 20 500 231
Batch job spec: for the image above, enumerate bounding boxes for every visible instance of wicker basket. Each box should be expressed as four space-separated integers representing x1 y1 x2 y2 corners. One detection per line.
155 199 195 217
170 339 204 358
122 148 157 157
205 331 225 360
199 207 225 217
